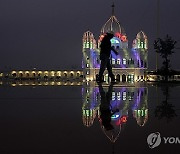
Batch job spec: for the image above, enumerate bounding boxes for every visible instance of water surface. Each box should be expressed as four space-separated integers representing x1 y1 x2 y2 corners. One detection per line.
0 82 179 154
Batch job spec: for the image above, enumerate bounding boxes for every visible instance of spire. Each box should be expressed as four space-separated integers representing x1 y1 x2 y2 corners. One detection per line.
111 2 115 16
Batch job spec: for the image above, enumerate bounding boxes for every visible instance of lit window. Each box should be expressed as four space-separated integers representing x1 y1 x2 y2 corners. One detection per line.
117 59 120 64
123 58 126 65
86 42 89 48
83 43 86 48
86 64 89 68
112 58 116 65
86 71 89 75
138 40 141 48
117 92 121 100
112 92 115 101
90 42 93 48
123 92 126 100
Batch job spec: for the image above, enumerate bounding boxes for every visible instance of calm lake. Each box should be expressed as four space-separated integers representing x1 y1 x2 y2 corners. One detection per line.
0 82 179 154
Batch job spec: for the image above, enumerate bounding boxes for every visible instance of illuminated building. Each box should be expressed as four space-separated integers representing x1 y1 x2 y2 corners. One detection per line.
82 4 148 82
8 70 83 80
82 84 148 142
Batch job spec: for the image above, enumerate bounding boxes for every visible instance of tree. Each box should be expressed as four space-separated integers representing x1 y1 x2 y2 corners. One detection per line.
154 35 177 81
155 85 177 122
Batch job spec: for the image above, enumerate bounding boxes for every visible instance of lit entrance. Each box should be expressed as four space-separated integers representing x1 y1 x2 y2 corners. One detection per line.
104 74 109 82
127 75 134 82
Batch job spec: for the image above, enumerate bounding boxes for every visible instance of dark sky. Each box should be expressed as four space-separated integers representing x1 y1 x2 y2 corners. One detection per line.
0 0 180 70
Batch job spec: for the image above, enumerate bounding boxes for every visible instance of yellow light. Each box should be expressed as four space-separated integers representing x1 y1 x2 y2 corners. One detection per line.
12 71 17 74
51 82 55 85
57 71 61 76
57 82 61 85
19 71 23 74
11 83 16 87
50 71 55 76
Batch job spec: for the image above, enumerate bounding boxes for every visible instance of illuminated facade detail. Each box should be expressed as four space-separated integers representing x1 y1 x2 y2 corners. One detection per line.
132 88 148 126
82 84 148 142
82 86 100 127
8 70 83 80
5 81 82 87
82 5 148 82
133 31 148 50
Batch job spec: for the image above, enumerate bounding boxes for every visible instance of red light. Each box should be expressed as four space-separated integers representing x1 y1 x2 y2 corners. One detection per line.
121 35 127 42
115 116 128 126
115 32 121 39
121 116 127 123
99 35 105 41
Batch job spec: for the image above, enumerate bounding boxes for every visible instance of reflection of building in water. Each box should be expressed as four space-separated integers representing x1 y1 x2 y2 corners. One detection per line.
82 84 148 142
3 81 82 87
132 88 148 126
82 4 148 82
82 87 100 127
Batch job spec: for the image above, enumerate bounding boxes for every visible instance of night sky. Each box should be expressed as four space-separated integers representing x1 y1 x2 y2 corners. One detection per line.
0 0 180 70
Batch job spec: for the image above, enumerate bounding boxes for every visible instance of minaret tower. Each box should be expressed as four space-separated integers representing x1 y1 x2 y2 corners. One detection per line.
82 31 97 81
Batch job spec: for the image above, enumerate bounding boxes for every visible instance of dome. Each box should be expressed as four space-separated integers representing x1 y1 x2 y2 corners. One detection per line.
101 4 125 35
83 30 95 40
136 31 147 39
101 15 122 35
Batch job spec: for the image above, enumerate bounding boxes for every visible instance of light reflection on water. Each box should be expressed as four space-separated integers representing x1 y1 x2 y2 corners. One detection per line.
82 83 148 143
0 82 179 154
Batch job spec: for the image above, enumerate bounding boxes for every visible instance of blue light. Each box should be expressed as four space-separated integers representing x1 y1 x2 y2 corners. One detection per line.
111 38 120 44
111 114 120 119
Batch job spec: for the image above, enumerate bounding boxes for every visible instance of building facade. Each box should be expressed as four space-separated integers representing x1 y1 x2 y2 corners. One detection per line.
82 5 148 82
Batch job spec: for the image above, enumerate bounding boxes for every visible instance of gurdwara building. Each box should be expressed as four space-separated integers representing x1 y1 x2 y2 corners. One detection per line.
82 5 148 82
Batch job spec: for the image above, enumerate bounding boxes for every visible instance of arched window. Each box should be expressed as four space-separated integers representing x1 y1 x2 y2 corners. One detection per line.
122 74 126 82
112 58 116 65
117 59 120 65
123 58 126 65
64 73 67 77
12 73 16 77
